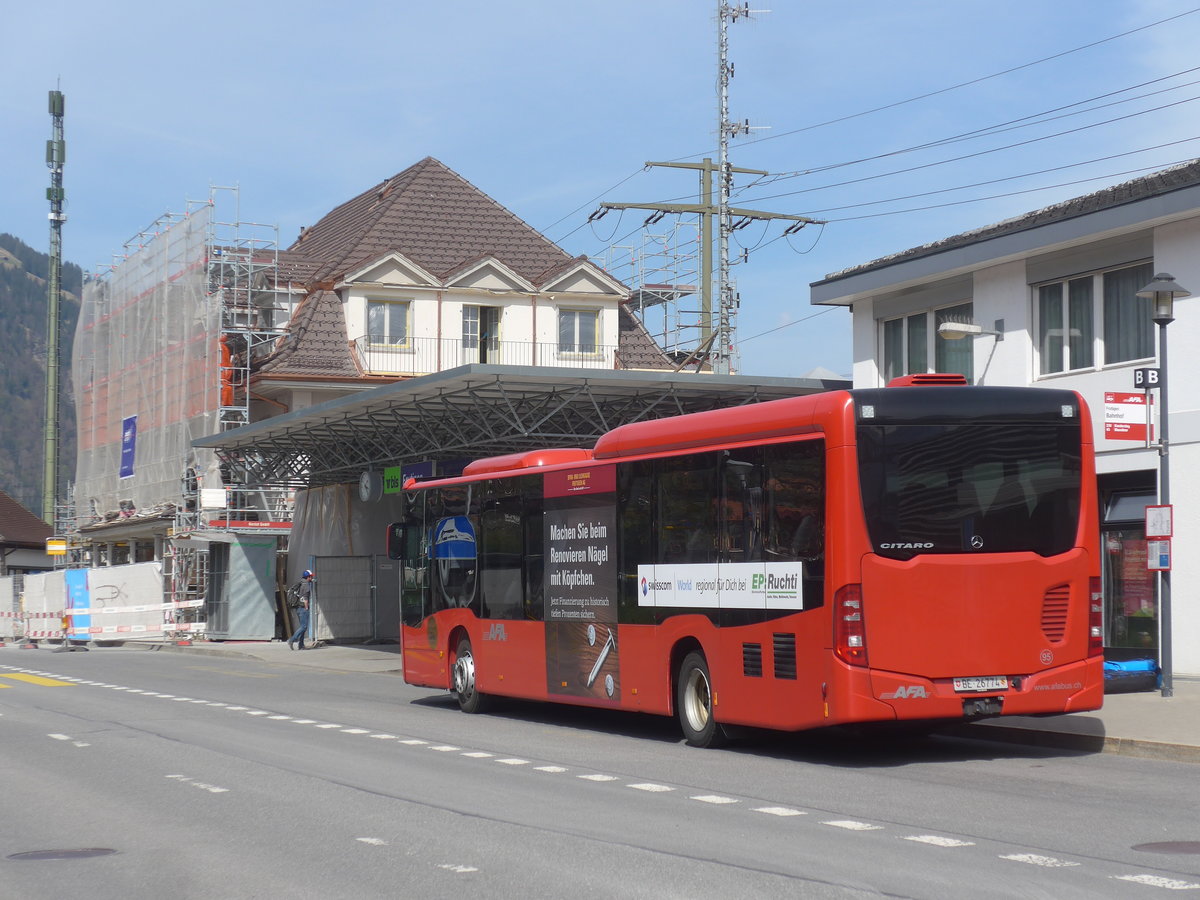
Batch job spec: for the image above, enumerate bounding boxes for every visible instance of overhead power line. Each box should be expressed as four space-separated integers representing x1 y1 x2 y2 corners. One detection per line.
670 5 1200 162
736 93 1200 206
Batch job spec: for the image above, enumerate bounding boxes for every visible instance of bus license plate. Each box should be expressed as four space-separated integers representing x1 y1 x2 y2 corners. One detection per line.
953 676 1007 693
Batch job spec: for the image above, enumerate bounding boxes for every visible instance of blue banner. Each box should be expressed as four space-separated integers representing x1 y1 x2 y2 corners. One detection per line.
119 415 137 478
65 569 90 639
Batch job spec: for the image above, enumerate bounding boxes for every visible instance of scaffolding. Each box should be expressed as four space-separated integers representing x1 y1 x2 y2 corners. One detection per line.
600 219 735 368
72 188 292 636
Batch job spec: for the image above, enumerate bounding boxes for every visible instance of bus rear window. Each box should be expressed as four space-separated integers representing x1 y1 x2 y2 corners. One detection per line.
857 422 1081 559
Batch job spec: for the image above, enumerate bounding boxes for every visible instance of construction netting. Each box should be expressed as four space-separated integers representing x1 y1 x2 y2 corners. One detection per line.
72 204 220 522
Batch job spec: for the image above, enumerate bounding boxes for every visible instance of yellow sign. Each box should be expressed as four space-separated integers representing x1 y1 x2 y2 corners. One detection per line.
46 537 67 556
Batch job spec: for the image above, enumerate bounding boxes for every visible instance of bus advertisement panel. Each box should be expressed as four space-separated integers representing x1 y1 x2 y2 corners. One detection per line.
390 380 1104 747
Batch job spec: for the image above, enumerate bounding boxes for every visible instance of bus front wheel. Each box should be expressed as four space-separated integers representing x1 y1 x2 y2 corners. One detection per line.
676 651 725 748
452 637 489 714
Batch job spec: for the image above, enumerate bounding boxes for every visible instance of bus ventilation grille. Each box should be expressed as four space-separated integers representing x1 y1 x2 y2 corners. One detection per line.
742 643 763 678
1041 585 1070 643
773 633 798 680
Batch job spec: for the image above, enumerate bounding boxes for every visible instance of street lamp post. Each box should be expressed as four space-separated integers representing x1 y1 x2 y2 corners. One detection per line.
1135 272 1190 699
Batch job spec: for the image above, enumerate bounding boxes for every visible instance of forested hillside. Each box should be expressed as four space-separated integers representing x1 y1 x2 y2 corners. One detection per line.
0 233 81 513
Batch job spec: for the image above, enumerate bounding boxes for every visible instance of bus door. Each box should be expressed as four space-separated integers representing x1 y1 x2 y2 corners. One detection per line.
388 520 443 686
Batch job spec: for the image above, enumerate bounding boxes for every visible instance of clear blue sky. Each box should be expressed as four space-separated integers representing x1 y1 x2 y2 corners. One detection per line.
4 0 1199 378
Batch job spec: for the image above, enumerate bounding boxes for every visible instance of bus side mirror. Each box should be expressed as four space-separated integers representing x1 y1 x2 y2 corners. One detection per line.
386 522 406 560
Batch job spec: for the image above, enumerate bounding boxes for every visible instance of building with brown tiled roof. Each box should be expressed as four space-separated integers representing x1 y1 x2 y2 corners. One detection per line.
0 489 52 575
249 157 674 418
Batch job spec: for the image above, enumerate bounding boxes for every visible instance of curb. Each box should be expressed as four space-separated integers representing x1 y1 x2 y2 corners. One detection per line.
951 723 1200 765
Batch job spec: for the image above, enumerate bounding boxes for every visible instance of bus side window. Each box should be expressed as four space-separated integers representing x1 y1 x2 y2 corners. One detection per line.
721 451 763 562
479 490 524 620
658 453 718 563
523 478 544 621
617 461 655 623
765 441 825 563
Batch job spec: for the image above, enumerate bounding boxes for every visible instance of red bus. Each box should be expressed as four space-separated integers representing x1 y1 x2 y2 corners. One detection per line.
388 376 1103 747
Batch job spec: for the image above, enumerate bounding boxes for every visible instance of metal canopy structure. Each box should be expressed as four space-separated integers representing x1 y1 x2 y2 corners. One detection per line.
194 364 848 489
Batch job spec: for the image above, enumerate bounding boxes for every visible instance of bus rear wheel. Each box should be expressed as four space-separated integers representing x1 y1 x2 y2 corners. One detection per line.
676 651 725 748
452 637 489 714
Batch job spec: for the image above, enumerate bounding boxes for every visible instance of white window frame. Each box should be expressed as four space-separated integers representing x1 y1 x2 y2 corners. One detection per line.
1034 259 1153 378
880 301 974 383
558 308 600 355
367 298 411 348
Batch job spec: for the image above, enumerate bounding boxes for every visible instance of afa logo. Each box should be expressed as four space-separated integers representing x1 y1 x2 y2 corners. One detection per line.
483 623 508 642
880 685 929 699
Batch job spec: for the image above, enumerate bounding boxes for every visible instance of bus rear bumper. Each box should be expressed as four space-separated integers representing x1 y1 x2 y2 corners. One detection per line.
858 658 1104 722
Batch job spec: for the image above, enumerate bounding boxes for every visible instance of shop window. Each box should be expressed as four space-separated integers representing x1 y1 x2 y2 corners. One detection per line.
1102 488 1158 651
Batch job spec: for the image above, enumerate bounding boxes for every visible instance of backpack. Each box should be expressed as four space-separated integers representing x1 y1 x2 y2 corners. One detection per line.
286 583 304 609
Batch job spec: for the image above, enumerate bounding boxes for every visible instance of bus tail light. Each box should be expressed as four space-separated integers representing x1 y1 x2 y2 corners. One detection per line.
834 584 868 667
1088 577 1103 657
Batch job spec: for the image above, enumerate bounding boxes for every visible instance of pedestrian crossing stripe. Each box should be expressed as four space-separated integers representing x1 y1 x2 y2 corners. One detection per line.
0 673 76 687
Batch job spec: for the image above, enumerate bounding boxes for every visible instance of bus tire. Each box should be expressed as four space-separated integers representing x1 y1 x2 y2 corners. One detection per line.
452 637 490 714
676 651 725 748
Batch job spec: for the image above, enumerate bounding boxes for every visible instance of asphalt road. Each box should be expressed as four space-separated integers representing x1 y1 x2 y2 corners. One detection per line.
0 648 1196 899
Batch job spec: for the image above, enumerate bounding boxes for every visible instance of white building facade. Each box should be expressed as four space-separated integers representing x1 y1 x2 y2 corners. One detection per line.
811 162 1200 678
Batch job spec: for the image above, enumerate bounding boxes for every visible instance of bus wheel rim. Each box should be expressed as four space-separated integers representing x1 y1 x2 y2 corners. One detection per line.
454 650 475 698
684 668 710 730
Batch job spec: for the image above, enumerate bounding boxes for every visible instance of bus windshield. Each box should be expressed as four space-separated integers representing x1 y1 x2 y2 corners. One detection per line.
857 419 1082 560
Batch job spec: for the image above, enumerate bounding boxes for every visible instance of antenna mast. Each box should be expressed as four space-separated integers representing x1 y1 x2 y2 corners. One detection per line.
43 89 66 525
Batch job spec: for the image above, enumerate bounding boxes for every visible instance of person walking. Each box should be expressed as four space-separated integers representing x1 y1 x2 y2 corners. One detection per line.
287 569 315 650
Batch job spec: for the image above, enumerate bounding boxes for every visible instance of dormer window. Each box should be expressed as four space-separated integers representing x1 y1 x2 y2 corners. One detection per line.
559 308 599 354
368 298 410 347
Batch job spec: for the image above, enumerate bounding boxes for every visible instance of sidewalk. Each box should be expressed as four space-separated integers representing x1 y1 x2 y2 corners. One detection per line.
94 640 1200 764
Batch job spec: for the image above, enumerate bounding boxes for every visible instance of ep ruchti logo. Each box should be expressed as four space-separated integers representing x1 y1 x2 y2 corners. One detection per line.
752 572 799 591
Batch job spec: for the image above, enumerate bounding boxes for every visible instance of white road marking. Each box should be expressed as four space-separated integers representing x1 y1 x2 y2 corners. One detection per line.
225 705 247 710
429 745 460 752
754 807 806 817
48 733 70 741
628 783 673 792
370 733 397 739
315 723 343 729
495 758 529 765
462 752 494 758
823 820 883 831
1114 874 1200 890
165 774 229 794
903 835 975 848
356 837 387 846
1000 853 1080 868
400 739 428 745
268 715 292 720
691 795 738 805
291 718 317 724
579 774 618 782
341 728 371 734
437 863 479 874
245 710 269 716
535 765 567 773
